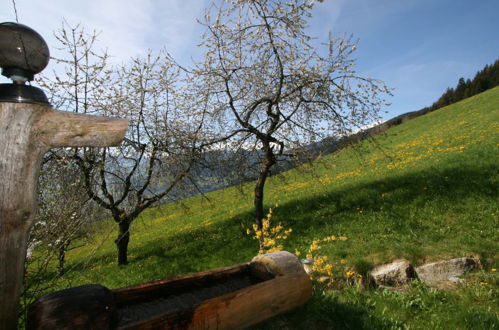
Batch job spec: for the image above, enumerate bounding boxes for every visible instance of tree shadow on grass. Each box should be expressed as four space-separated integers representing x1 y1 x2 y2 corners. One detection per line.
64 163 497 277
280 162 496 223
29 163 497 328
252 288 403 330
94 163 496 280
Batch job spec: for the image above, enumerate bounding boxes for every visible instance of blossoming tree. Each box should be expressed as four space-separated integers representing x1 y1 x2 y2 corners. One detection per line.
193 0 391 228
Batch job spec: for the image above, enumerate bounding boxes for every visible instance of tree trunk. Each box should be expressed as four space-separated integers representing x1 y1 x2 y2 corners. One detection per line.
254 144 276 229
254 170 268 230
0 104 47 330
58 247 66 276
0 102 127 329
116 221 131 265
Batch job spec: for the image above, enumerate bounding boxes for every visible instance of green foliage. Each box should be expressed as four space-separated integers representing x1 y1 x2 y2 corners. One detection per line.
25 87 499 328
423 58 499 112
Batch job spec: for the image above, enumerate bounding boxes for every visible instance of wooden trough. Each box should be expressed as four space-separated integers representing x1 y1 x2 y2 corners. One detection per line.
27 251 312 329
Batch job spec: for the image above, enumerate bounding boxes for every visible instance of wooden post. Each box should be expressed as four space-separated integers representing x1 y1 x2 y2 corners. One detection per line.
0 102 128 329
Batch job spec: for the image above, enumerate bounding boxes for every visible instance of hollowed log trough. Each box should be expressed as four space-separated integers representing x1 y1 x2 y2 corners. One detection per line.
27 251 312 329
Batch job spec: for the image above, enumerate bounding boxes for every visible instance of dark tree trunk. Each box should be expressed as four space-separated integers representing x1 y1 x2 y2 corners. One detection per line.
254 144 276 230
116 221 131 265
254 171 268 230
58 247 66 276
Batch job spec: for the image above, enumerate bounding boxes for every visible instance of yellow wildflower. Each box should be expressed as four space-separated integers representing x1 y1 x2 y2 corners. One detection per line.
318 276 329 283
246 207 292 254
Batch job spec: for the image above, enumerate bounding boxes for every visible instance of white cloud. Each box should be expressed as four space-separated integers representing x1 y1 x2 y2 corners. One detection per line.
85 0 156 61
146 1 207 59
1 0 205 61
0 0 207 83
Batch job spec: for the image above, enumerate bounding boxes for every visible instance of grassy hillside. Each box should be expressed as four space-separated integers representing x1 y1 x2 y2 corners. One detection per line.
28 87 498 328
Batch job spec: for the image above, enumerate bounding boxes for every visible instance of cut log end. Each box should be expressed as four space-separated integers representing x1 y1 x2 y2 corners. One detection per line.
250 251 308 277
27 284 116 330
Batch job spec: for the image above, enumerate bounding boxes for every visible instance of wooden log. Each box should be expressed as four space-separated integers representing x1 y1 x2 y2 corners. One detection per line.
120 273 311 330
112 263 252 306
190 273 311 330
0 102 128 330
35 109 129 148
118 251 311 329
27 251 312 330
27 284 117 330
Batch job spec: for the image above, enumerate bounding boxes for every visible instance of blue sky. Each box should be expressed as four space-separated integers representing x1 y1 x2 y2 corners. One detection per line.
1 0 498 120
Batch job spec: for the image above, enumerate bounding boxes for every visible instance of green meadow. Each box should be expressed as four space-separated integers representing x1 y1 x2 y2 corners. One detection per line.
28 87 499 328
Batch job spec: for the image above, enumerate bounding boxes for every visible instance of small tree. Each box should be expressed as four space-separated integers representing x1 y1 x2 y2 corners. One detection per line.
76 52 205 265
39 23 206 265
29 156 98 276
194 0 390 228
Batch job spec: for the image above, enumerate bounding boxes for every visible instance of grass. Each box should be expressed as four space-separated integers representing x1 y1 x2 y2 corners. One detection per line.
26 87 499 328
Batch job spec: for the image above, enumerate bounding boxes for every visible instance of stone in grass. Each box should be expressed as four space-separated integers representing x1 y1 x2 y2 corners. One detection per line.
415 257 480 286
370 259 417 287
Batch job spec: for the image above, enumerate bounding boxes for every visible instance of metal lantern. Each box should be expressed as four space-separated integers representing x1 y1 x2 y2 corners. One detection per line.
0 22 50 104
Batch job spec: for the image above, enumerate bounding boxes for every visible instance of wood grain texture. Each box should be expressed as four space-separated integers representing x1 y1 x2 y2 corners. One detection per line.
1 103 47 330
27 252 312 329
27 284 117 330
186 273 312 330
35 109 129 148
118 271 311 329
115 252 312 329
113 263 252 305
0 102 128 330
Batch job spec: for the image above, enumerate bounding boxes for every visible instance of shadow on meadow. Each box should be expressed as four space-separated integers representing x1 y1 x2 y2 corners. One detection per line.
280 162 496 224
253 287 405 330
273 162 497 262
72 162 496 272
96 162 496 277
28 162 496 329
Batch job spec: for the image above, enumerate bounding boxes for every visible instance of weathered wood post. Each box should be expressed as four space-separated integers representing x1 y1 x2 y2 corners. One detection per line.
0 22 128 329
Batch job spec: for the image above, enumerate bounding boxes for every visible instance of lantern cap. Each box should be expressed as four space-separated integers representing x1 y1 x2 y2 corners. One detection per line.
0 22 50 82
0 22 50 104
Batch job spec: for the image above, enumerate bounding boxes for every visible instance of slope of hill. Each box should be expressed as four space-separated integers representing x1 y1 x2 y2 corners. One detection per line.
28 87 499 328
